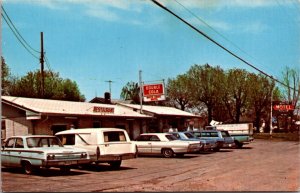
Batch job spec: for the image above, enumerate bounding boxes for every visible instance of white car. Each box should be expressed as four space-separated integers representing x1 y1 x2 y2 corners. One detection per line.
55 128 137 169
1 135 90 174
133 133 201 158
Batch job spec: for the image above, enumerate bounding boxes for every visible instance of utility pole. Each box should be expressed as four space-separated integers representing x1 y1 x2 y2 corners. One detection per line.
139 70 143 114
270 85 274 138
40 32 45 97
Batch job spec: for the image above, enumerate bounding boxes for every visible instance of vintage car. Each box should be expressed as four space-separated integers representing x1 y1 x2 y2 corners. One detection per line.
218 130 235 148
1 135 90 174
167 131 217 151
133 133 201 158
190 130 225 151
55 128 137 169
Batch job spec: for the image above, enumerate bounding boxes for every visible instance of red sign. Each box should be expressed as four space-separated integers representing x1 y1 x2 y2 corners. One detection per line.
143 83 164 96
273 104 294 111
93 106 114 114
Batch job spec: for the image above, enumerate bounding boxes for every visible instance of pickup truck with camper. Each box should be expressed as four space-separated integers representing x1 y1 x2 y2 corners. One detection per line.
205 123 254 148
55 128 137 169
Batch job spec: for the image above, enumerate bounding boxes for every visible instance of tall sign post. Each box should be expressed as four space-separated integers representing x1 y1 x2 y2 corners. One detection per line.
139 70 143 113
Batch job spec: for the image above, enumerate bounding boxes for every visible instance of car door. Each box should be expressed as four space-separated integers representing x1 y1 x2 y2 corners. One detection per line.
135 135 152 154
10 138 25 166
1 138 16 167
148 135 161 154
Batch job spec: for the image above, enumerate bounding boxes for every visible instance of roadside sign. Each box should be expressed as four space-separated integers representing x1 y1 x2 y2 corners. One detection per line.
143 83 165 102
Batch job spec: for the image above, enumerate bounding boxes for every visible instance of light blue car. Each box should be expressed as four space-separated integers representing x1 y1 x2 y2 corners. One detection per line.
167 131 217 151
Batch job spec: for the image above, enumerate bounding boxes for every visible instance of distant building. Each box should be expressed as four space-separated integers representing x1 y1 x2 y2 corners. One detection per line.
2 96 202 141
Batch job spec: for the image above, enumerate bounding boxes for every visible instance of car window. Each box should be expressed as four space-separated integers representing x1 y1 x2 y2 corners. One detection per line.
136 135 152 141
184 132 195 139
104 131 127 142
165 134 177 141
5 138 15 148
192 132 201 137
150 135 160 141
27 137 63 148
58 134 75 145
171 133 180 139
15 138 24 148
221 131 230 137
210 132 219 137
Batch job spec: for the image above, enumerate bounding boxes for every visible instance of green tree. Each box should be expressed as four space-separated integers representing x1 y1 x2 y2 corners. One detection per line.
120 81 140 104
281 66 300 107
1 56 11 95
166 74 191 111
187 64 225 124
8 70 85 101
248 74 280 131
222 69 252 123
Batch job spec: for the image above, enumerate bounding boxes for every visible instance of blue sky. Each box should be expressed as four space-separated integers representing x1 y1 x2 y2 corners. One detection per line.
2 0 300 101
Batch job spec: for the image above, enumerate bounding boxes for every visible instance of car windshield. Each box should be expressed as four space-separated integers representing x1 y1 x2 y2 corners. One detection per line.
184 132 195 139
165 134 178 141
27 137 63 148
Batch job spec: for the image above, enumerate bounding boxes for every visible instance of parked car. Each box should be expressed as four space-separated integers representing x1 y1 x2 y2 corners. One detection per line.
55 128 136 169
1 135 90 174
167 131 217 151
190 130 226 151
218 130 235 148
133 133 201 158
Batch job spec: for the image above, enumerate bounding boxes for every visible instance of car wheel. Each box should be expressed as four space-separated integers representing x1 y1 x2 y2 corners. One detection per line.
162 149 174 158
22 161 33 175
235 141 243 148
109 160 121 169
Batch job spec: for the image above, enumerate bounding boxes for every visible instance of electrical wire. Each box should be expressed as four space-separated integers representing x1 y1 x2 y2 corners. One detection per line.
1 5 40 54
151 0 298 92
1 13 40 60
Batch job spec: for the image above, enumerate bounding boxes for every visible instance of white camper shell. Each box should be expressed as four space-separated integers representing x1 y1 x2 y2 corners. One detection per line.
55 128 137 169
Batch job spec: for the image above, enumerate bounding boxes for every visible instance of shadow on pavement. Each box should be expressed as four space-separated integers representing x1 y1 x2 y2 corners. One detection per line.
75 164 137 172
1 167 88 177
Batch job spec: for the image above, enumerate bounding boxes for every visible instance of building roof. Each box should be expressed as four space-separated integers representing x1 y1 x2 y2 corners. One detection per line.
2 96 151 118
118 103 198 117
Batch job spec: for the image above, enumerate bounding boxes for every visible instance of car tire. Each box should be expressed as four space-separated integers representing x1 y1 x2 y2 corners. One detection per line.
109 160 122 169
235 141 243 148
162 149 174 158
22 161 33 175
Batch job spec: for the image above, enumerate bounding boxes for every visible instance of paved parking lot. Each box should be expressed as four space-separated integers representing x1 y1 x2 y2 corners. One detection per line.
1 139 299 192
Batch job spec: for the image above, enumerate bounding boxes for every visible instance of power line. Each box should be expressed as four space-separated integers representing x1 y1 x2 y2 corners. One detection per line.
151 0 298 92
1 5 40 54
173 0 264 68
2 13 40 60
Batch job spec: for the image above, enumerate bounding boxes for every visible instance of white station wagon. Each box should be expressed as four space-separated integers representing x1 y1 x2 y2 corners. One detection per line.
1 135 90 174
55 128 137 169
133 133 202 158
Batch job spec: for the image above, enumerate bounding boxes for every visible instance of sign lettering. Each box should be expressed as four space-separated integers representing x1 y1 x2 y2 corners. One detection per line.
93 106 114 114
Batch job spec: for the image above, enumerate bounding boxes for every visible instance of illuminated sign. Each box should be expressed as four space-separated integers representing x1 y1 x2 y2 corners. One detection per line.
93 106 114 114
273 104 294 111
143 83 165 102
